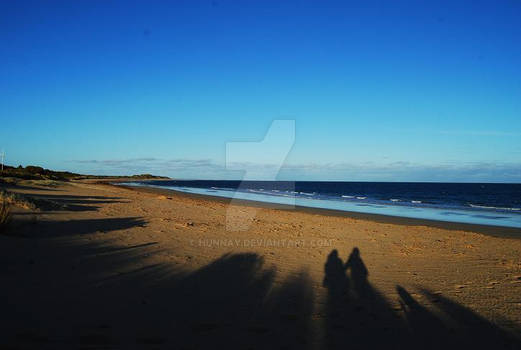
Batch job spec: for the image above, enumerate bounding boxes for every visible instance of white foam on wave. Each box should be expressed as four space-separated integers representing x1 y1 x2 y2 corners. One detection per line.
411 200 422 204
390 199 400 202
469 204 521 211
342 195 355 198
356 196 366 200
300 192 315 196
211 186 233 191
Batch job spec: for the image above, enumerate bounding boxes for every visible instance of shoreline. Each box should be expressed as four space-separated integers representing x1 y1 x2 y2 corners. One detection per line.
105 181 521 238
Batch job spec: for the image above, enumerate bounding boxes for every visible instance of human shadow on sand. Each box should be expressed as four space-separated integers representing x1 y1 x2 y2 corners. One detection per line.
322 247 521 350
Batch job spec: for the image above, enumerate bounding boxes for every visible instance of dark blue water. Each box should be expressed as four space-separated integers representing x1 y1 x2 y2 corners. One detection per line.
139 180 521 213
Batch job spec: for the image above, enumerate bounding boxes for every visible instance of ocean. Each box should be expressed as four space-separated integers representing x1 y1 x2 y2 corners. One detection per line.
121 180 521 229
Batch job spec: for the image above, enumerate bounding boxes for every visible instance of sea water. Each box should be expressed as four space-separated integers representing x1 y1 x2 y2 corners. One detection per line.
120 180 521 229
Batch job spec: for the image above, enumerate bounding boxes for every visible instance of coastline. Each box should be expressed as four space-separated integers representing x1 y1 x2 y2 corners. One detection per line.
108 181 521 239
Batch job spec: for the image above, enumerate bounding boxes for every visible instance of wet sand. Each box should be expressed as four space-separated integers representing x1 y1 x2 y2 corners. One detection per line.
1 179 520 349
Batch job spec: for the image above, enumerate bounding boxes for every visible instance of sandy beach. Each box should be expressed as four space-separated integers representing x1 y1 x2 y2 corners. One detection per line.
4 1 521 348
1 179 520 349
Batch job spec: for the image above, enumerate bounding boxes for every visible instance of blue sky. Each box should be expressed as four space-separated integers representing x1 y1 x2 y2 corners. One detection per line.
1 0 520 182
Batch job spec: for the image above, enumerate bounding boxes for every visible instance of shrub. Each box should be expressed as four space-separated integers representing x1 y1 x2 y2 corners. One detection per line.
0 200 10 230
24 166 45 174
0 190 37 210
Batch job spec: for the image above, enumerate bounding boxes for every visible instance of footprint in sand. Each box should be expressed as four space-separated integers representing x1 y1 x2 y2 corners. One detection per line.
157 195 172 200
454 284 466 292
485 282 498 289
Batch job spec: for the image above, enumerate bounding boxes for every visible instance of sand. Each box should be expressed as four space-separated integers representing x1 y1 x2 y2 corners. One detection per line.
1 179 520 349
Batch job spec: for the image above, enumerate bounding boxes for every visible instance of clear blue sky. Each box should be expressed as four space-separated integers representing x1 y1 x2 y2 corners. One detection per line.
1 0 520 182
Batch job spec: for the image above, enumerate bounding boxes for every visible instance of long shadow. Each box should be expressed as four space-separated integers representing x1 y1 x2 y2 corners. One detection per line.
26 193 123 201
256 270 315 349
1 186 126 212
323 247 521 350
323 248 405 349
12 217 147 237
25 193 128 212
418 288 521 348
0 182 62 192
397 285 454 348
0 228 315 349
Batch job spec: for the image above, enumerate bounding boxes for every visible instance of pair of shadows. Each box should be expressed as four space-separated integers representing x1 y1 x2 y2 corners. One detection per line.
323 248 520 349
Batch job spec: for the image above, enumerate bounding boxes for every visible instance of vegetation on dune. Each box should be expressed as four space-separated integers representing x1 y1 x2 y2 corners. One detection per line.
0 164 80 181
0 164 168 181
0 200 10 231
0 190 37 210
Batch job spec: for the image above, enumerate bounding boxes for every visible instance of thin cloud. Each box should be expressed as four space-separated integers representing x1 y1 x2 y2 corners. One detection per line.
438 130 521 137
390 127 521 137
69 158 521 182
73 157 158 165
